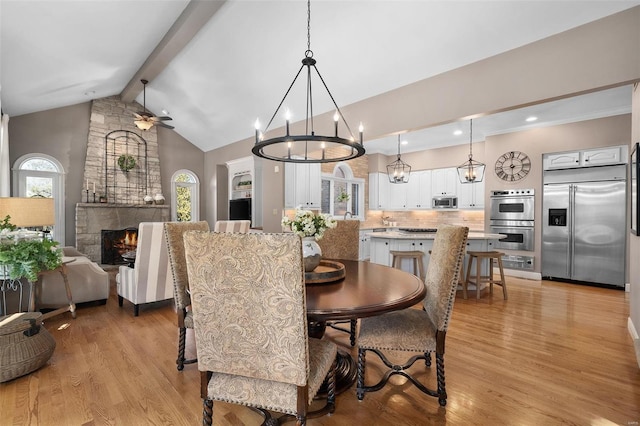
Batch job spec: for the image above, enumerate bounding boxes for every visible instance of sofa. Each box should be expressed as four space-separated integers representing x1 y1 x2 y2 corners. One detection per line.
37 247 110 308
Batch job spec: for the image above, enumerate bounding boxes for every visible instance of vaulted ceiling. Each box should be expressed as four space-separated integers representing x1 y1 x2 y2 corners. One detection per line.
1 0 638 155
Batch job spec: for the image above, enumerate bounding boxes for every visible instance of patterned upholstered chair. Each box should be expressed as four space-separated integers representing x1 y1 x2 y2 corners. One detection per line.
184 232 337 426
116 222 173 316
213 220 251 233
356 225 469 406
163 221 210 371
316 219 360 346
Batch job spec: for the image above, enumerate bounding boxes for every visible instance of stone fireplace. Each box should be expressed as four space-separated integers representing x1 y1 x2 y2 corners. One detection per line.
75 96 169 263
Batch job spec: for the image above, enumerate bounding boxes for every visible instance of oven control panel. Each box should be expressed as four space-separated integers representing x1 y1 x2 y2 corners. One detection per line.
490 189 534 197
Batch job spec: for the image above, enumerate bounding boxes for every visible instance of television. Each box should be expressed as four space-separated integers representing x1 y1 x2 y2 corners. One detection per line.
229 198 251 221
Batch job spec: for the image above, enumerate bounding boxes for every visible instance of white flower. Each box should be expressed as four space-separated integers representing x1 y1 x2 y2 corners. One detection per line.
282 208 337 240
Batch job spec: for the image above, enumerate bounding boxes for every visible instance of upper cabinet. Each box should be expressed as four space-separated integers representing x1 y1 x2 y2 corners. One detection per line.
431 167 458 196
369 172 390 210
285 162 321 209
405 170 432 209
457 179 484 209
543 146 626 170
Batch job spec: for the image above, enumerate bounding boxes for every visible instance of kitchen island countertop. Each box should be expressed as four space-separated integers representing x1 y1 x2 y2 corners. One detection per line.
367 230 504 240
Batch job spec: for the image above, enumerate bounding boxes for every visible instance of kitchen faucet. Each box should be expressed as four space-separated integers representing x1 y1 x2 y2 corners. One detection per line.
344 211 353 219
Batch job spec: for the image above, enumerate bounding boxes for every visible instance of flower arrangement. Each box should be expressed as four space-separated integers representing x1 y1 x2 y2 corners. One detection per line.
336 191 350 203
282 208 337 241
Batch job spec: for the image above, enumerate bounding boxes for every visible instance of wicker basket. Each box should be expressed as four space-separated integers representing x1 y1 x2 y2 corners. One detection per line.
0 312 56 383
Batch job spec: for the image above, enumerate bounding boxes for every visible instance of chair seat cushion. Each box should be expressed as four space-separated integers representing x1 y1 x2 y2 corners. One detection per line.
358 308 436 352
207 337 336 415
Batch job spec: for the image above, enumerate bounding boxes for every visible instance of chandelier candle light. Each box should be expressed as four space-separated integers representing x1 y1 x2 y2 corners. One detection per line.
456 119 486 183
252 0 365 163
387 135 411 184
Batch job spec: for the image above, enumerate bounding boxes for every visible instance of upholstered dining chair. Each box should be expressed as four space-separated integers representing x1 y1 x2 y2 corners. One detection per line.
356 225 469 406
213 219 251 233
316 219 360 346
116 222 173 316
163 220 210 371
184 232 337 426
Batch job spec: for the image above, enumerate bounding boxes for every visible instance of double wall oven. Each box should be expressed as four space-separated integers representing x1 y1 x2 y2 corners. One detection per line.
489 189 535 251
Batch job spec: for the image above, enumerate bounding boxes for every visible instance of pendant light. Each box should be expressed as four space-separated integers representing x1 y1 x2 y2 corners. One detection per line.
251 0 365 163
387 135 411 184
456 119 485 183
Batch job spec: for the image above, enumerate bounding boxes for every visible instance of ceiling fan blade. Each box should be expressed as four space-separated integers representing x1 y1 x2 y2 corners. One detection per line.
152 116 173 121
133 112 144 119
156 122 175 130
136 111 152 117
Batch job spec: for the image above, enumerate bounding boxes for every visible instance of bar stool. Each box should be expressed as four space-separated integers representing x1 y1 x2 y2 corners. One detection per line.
390 250 425 281
464 251 508 300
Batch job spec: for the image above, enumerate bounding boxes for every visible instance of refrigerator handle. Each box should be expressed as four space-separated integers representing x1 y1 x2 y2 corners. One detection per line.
569 184 575 278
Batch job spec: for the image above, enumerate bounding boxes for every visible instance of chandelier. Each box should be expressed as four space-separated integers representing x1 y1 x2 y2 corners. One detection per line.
251 0 365 163
387 135 411 184
456 119 485 183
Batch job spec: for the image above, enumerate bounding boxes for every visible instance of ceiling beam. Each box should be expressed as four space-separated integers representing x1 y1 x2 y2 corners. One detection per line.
120 0 227 102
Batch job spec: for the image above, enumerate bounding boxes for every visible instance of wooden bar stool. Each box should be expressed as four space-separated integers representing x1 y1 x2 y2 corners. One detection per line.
464 251 508 300
390 250 425 281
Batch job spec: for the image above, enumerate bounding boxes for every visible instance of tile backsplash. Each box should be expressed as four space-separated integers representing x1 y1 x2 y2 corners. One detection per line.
362 209 484 231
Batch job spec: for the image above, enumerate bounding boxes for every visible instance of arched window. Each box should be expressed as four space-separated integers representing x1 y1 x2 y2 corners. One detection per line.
171 170 200 222
321 162 364 219
12 154 66 244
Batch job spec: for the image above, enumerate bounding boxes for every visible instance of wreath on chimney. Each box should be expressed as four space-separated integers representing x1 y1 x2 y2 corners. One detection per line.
118 154 136 172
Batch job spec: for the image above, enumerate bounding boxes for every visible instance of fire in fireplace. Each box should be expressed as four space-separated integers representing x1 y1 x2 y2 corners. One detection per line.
101 228 138 265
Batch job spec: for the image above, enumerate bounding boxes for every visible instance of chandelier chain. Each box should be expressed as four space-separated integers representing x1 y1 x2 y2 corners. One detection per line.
469 119 473 158
307 0 311 53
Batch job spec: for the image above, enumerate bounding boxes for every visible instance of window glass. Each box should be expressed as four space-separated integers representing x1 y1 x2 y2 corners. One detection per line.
171 170 199 222
320 163 364 219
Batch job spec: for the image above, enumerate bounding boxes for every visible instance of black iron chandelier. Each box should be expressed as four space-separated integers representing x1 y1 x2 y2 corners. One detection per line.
387 135 411 184
456 119 485 183
251 0 365 163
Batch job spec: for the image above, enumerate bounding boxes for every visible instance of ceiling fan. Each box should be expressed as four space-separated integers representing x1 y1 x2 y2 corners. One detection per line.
133 79 174 130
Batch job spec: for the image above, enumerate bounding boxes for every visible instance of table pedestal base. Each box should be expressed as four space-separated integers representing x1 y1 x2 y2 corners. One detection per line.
308 320 356 395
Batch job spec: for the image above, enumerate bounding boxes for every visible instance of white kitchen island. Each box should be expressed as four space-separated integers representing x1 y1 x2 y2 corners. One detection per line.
368 229 504 279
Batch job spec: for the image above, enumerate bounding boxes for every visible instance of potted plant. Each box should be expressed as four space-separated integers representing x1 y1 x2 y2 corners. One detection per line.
336 191 350 203
0 215 62 282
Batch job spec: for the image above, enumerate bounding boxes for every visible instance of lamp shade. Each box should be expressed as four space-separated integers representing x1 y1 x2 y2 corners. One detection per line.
0 197 55 227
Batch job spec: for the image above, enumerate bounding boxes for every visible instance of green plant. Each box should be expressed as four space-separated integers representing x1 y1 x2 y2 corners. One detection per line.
0 215 16 232
336 191 350 203
118 154 136 172
0 238 62 282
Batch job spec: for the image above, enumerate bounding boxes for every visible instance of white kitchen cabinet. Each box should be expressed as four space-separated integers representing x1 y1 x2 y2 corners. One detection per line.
369 173 390 210
388 180 408 209
431 167 458 196
543 146 626 170
369 238 392 266
284 162 321 209
457 179 484 209
359 230 371 261
405 170 432 209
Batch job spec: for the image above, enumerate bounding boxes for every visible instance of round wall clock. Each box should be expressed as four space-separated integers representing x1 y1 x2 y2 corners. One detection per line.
495 151 531 181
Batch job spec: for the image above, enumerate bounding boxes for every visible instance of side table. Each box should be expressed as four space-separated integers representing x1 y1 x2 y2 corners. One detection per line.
31 257 77 320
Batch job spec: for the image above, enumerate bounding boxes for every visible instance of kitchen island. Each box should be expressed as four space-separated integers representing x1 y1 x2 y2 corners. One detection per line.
368 228 504 278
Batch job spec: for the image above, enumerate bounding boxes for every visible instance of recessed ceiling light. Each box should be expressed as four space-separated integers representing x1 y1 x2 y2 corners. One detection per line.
526 116 538 122
401 140 408 145
453 130 463 136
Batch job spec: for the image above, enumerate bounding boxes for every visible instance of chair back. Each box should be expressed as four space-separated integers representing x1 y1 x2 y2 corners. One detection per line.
423 225 469 332
126 222 173 304
316 220 360 260
213 220 251 233
164 221 210 310
184 232 309 386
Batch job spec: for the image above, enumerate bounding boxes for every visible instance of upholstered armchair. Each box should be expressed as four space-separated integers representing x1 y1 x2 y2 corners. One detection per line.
116 222 173 316
316 219 360 346
213 220 251 233
356 225 469 406
164 221 210 371
184 232 337 426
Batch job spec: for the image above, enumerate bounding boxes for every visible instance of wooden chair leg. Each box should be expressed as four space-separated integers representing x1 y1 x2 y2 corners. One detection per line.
497 256 508 300
476 256 482 300
489 258 494 296
463 255 472 300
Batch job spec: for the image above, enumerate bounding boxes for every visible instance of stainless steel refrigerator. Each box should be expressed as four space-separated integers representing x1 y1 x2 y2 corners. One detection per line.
542 164 626 287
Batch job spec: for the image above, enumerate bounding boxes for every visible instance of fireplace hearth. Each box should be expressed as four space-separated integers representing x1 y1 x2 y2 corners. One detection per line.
101 228 138 265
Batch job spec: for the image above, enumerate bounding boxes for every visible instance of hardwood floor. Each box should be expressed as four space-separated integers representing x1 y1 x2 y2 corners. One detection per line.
1 273 638 425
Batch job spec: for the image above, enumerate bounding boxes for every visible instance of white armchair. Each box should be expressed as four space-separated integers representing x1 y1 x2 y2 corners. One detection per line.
116 222 173 316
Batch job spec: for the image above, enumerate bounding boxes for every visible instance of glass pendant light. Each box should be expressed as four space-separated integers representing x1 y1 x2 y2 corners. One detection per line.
387 135 411 184
456 119 485 183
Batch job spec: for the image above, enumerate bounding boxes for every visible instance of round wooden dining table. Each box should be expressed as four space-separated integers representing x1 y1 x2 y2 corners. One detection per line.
305 259 426 393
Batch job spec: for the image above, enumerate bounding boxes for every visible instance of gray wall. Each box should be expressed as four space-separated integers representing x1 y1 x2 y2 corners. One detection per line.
8 102 205 244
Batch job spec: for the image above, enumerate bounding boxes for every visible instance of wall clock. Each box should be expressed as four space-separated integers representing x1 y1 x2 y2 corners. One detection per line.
495 151 531 181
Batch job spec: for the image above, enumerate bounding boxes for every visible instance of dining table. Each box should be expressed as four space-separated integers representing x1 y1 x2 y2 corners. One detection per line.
305 259 426 394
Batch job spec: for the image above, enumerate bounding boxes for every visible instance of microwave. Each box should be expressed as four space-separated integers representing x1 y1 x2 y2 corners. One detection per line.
432 196 458 209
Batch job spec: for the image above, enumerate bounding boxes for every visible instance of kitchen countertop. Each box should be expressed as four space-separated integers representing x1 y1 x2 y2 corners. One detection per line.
367 230 504 240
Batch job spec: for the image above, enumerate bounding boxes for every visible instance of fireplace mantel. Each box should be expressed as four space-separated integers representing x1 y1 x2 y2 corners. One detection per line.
76 203 170 263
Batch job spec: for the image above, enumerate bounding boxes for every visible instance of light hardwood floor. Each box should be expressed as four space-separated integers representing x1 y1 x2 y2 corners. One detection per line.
1 272 638 425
